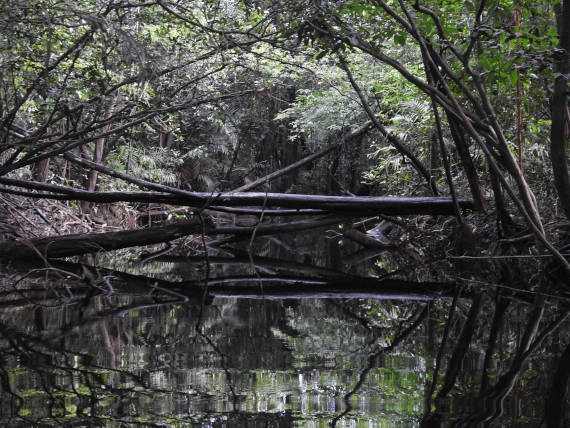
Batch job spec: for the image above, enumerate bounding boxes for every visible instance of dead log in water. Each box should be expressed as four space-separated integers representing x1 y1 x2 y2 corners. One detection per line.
0 193 475 261
0 220 202 260
0 177 474 214
0 215 347 260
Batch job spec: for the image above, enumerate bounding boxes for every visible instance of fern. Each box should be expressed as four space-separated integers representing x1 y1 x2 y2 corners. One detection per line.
104 145 184 189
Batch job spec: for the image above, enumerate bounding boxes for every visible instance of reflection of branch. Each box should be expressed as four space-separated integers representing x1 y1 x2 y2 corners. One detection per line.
425 292 487 426
4 258 462 303
330 305 428 427
424 285 463 414
43 298 185 343
545 338 570 428
438 292 483 398
466 306 569 425
94 297 117 369
206 276 457 301
195 211 212 334
0 291 88 309
147 253 354 280
199 331 239 405
3 258 468 319
3 259 202 301
480 295 510 396
247 187 269 293
327 300 383 354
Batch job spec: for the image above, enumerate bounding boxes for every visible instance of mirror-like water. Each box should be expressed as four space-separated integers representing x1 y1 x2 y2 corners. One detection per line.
0 290 567 427
0 231 568 427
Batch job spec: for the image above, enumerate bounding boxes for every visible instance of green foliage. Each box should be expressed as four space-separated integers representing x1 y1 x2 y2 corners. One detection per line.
275 82 364 147
0 0 563 219
105 146 183 189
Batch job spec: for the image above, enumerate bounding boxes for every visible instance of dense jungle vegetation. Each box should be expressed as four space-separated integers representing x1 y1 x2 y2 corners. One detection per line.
0 0 568 271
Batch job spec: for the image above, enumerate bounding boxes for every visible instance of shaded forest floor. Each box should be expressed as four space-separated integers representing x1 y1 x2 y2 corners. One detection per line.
0 193 120 239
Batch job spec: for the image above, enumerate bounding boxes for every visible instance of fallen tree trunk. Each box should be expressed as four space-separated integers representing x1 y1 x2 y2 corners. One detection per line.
0 177 474 214
139 206 329 227
0 215 347 260
0 219 202 260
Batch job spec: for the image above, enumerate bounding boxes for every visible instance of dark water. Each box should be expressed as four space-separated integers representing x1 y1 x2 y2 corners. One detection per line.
0 231 568 427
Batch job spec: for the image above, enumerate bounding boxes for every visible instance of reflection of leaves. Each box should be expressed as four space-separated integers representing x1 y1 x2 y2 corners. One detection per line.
280 301 374 366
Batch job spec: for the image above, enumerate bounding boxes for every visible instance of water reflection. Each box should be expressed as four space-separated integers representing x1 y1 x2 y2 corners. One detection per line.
0 292 428 426
0 237 568 427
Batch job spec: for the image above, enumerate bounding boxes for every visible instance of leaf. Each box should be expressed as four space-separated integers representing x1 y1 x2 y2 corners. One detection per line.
314 50 328 60
394 33 406 46
508 69 519 87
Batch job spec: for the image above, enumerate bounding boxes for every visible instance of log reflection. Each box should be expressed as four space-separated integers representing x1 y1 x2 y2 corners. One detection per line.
0 253 567 426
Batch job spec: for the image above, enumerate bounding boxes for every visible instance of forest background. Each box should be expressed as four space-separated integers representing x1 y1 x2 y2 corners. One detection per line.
0 0 568 276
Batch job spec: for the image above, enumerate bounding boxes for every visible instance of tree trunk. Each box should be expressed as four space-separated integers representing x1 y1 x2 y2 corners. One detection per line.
429 129 441 175
551 0 570 221
81 134 106 213
81 99 116 213
448 118 488 212
32 158 50 182
159 131 173 148
32 128 51 182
